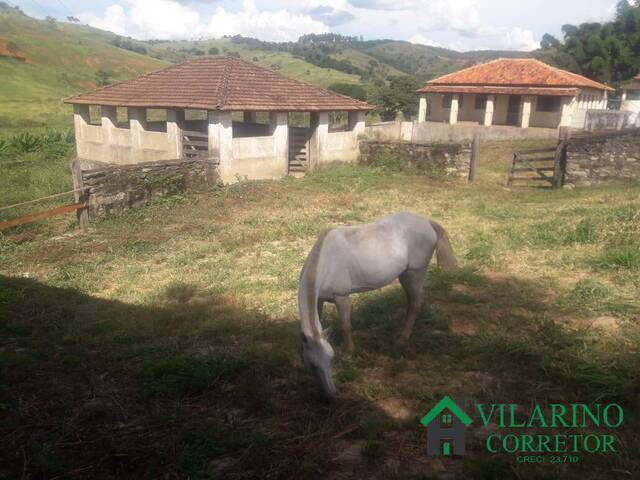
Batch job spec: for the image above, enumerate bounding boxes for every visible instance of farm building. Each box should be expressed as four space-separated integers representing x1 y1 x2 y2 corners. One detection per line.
417 58 613 130
620 74 640 125
64 57 373 183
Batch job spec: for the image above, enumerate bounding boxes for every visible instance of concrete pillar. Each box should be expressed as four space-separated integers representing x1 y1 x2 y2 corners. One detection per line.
101 105 117 160
243 111 257 123
449 94 459 125
418 96 427 123
520 96 533 128
483 95 495 126
621 90 627 102
73 104 90 143
348 111 366 136
167 109 184 160
560 97 575 127
309 112 329 170
129 107 147 157
270 112 288 175
208 111 233 183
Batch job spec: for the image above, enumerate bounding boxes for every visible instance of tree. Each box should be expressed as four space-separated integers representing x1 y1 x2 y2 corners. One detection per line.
96 70 112 87
208 46 219 55
328 83 367 101
540 34 561 50
6 41 19 55
67 16 79 23
45 15 56 24
372 76 421 121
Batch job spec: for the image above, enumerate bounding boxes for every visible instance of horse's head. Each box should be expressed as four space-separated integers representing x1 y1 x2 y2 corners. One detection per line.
300 331 336 401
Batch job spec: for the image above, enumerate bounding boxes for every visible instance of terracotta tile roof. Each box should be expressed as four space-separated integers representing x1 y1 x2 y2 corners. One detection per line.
64 57 373 112
417 85 579 97
417 58 614 95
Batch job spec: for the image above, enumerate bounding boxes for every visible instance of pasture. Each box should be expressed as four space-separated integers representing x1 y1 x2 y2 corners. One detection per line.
1 140 639 479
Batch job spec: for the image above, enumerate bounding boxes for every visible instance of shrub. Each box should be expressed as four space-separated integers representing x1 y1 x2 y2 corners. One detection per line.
9 132 40 153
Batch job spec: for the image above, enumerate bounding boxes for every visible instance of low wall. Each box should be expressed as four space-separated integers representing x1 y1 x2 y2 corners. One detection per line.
359 140 471 178
365 120 559 143
320 130 359 164
563 128 640 187
229 136 286 181
77 157 217 216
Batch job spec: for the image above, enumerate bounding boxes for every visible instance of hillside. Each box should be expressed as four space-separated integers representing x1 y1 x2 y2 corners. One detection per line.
0 6 167 133
0 6 532 135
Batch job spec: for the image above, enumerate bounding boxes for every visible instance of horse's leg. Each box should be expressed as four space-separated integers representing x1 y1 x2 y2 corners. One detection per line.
398 269 425 344
335 295 354 354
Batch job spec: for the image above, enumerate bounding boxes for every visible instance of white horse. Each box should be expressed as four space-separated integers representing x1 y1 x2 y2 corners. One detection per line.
298 212 457 401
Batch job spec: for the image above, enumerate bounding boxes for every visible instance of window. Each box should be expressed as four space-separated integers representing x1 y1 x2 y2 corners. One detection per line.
475 94 488 110
442 94 452 109
537 96 561 113
88 105 101 125
116 107 129 129
441 414 453 425
146 108 167 132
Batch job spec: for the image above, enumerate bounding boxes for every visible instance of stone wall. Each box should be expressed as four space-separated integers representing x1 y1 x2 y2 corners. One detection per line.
563 128 640 187
359 140 471 178
77 157 217 217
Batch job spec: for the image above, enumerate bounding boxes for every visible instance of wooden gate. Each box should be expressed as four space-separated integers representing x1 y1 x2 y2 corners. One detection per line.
508 141 567 188
288 127 312 173
182 129 208 160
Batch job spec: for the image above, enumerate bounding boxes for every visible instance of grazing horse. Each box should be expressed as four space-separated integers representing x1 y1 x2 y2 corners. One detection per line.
298 212 457 401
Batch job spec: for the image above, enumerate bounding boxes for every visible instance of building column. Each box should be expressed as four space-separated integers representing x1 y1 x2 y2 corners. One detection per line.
309 112 329 170
449 94 459 125
167 108 184 160
520 96 533 128
243 111 257 123
129 107 147 158
348 111 366 136
208 111 233 183
101 105 117 161
270 112 288 176
418 95 427 123
560 97 575 128
73 104 90 142
621 90 627 102
483 95 495 126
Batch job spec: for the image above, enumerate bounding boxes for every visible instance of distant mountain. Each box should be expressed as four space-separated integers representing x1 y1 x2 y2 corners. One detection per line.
0 5 531 133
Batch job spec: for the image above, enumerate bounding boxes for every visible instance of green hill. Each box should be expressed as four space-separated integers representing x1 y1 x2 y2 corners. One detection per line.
0 6 167 134
0 6 532 136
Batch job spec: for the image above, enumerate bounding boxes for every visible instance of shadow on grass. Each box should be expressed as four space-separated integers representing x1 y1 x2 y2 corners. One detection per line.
1 272 639 480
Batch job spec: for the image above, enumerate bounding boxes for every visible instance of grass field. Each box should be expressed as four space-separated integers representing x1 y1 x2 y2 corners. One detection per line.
1 140 639 479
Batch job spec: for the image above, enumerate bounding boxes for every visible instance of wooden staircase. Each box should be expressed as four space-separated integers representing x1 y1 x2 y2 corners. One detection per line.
288 127 312 173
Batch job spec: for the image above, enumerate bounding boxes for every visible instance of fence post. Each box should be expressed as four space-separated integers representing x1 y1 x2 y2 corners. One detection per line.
468 133 480 183
553 141 567 189
70 159 89 230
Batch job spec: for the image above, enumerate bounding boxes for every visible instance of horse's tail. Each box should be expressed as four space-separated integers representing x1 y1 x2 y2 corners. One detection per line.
430 220 457 270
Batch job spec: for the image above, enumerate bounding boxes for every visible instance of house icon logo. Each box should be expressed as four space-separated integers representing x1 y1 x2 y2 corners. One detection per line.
420 396 472 456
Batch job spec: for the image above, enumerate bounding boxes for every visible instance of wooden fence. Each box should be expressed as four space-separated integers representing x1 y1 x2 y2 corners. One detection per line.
508 141 567 188
0 187 89 231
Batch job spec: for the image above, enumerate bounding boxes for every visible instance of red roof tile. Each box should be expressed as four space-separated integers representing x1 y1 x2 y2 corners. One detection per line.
65 57 373 112
417 58 613 94
417 85 579 97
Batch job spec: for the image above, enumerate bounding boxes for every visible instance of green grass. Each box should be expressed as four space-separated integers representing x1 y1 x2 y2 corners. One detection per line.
0 139 639 479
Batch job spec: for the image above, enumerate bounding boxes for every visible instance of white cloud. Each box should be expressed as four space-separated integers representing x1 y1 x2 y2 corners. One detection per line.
79 0 328 41
504 27 539 51
408 34 444 48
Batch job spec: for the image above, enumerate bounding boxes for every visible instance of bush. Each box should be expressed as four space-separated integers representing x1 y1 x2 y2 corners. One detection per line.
1 129 73 157
9 132 40 153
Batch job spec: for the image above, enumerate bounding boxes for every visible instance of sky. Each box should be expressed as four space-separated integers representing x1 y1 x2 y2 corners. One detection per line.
11 0 622 51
